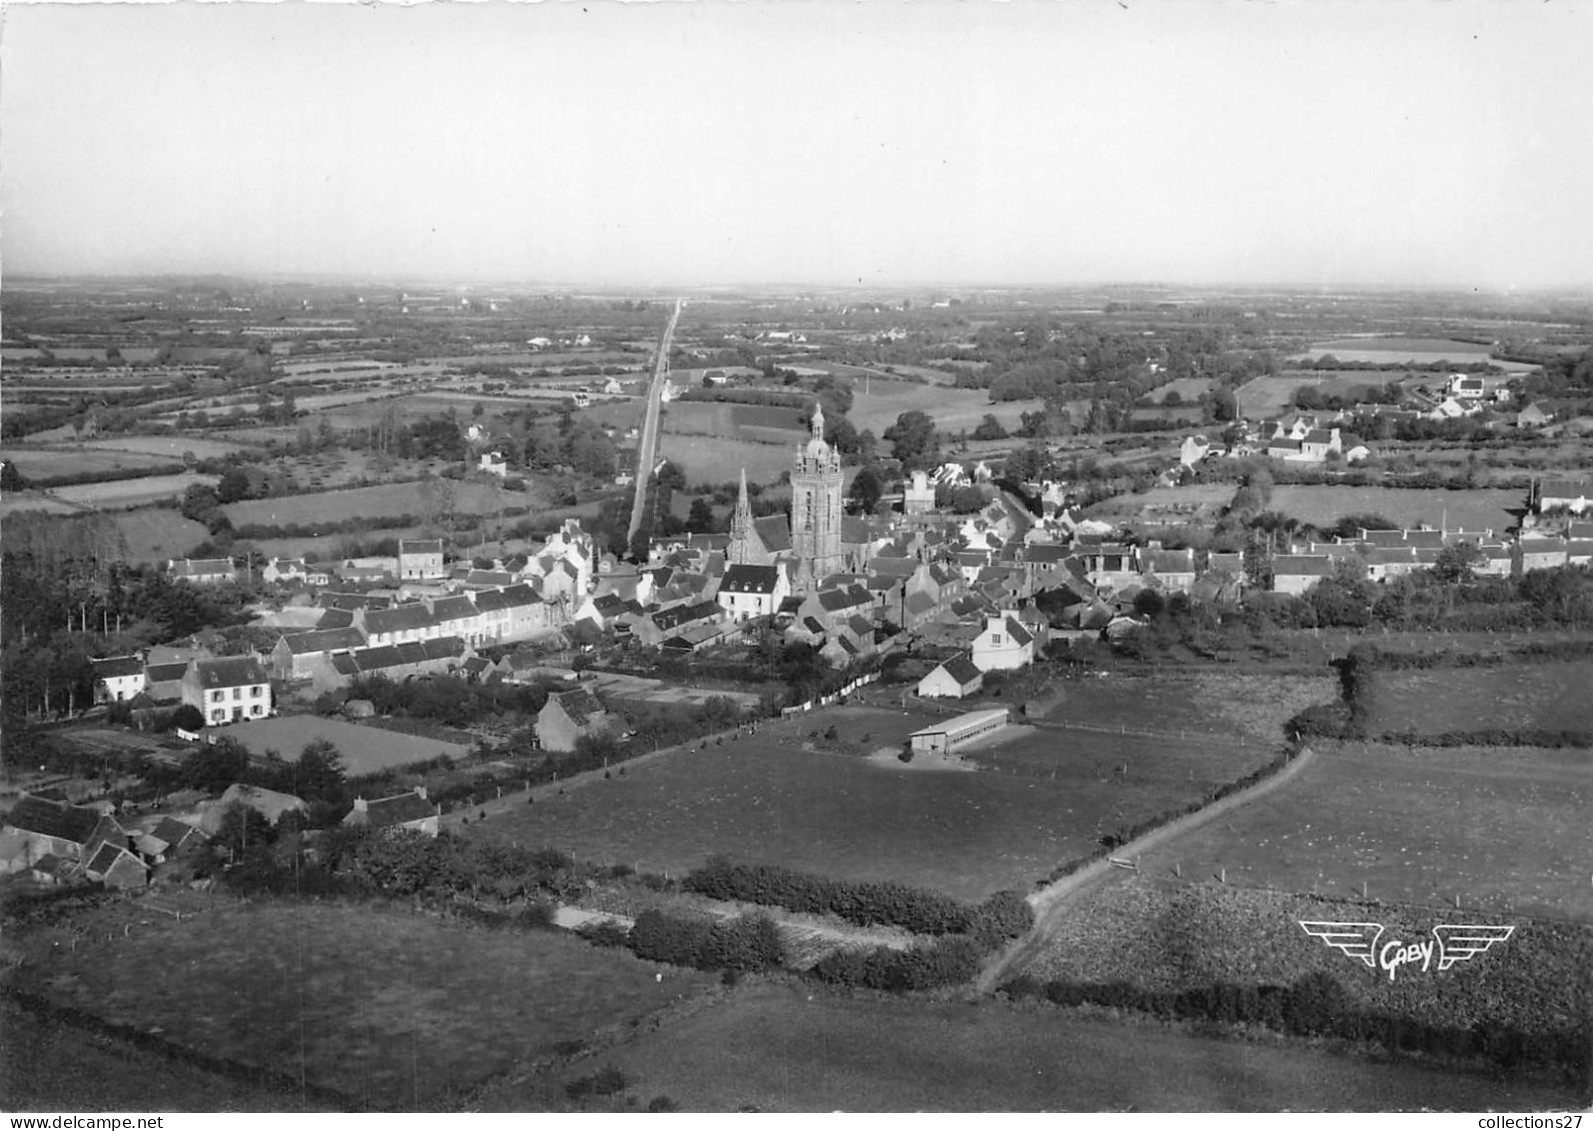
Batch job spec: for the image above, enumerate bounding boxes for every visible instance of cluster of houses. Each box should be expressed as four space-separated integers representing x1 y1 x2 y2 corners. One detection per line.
1271 478 1591 595
0 778 446 890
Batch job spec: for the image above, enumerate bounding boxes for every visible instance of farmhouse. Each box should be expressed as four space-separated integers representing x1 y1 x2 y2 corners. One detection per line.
1536 478 1590 516
1 795 126 868
398 539 446 581
908 708 1009 755
971 613 1034 672
199 783 308 835
91 655 146 703
916 653 984 699
182 657 271 726
716 563 790 621
536 688 616 755
168 557 238 585
343 786 440 836
1517 537 1569 573
1271 555 1335 595
269 628 367 680
81 842 148 890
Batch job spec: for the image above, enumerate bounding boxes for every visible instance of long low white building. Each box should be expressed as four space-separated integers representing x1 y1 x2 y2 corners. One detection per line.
909 708 1009 755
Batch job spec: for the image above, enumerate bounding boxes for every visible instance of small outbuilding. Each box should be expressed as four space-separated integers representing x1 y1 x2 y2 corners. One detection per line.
908 708 1009 755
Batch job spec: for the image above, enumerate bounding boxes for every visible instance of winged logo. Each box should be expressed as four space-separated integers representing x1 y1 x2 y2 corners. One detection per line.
1298 921 1384 969
1300 920 1515 980
1432 924 1515 971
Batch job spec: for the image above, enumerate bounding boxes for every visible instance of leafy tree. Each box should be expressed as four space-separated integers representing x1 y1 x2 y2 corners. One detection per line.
1431 542 1485 583
687 496 716 532
971 414 1008 441
882 410 940 472
172 704 206 732
847 465 884 513
216 466 253 504
0 461 25 492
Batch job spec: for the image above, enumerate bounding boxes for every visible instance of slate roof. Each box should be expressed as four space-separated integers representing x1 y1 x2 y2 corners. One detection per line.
92 656 144 679
1273 555 1336 577
651 601 721 630
549 688 606 725
754 513 792 553
1142 550 1196 574
1539 479 1590 500
144 661 189 684
1004 617 1034 647
721 564 781 594
3 796 107 844
347 791 437 828
192 657 268 689
85 842 143 877
281 628 366 655
940 654 982 686
399 539 444 554
817 585 872 613
846 614 875 639
363 603 437 635
150 816 202 848
431 596 477 621
316 608 357 630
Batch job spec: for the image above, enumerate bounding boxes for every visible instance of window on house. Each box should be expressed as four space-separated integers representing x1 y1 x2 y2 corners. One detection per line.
232 687 241 700
991 634 1002 645
212 691 223 703
251 686 262 697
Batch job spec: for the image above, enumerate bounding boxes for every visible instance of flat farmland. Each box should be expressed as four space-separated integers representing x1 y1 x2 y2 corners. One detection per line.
112 507 210 563
1234 372 1406 419
1146 377 1215 404
1266 485 1523 532
463 702 1283 901
1 446 179 481
6 898 717 1111
212 714 470 776
1122 739 1593 922
1363 660 1593 735
482 981 1581 1112
223 479 542 528
847 377 1043 436
51 472 218 510
1085 483 1232 520
0 492 78 517
655 434 799 488
75 435 257 460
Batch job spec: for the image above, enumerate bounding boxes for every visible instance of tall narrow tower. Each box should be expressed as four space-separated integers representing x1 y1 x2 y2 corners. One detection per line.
791 402 843 590
728 467 756 565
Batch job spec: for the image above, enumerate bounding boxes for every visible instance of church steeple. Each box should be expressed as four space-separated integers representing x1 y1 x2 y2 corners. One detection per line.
729 467 754 565
812 400 825 445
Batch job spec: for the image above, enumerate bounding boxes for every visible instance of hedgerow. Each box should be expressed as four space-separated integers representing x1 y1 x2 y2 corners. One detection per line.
682 857 974 936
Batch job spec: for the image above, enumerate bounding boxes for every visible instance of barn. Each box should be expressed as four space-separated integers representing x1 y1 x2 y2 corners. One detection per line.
908 708 1009 755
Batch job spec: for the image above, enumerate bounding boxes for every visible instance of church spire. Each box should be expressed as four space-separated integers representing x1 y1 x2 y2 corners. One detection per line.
729 467 754 564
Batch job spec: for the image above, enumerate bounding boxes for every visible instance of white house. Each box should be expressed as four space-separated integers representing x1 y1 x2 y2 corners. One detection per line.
716 563 790 621
1271 555 1335 595
970 613 1035 672
917 653 984 699
182 657 271 726
91 656 146 704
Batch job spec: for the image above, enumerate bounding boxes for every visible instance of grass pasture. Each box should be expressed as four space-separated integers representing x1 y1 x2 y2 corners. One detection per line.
848 378 1042 436
1266 485 1524 532
112 507 210 564
464 700 1284 901
6 898 717 1111
51 472 218 510
1 446 179 482
1363 660 1593 736
1145 377 1215 404
211 714 471 776
222 479 542 529
656 434 799 488
75 436 257 460
1234 372 1407 418
487 981 1581 1112
1123 739 1593 922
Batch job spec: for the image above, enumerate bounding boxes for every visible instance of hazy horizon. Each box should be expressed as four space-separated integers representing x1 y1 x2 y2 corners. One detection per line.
4 2 1591 291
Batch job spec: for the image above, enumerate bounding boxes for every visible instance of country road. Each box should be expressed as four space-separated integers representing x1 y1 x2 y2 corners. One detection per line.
975 743 1320 994
626 298 683 550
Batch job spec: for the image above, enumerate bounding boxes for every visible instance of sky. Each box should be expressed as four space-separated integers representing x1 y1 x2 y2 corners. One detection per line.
2 1 1591 290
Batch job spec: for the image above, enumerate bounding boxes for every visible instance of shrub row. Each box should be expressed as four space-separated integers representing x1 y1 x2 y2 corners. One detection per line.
624 908 786 973
810 936 984 991
1001 973 1591 1084
682 857 974 936
1345 639 1593 671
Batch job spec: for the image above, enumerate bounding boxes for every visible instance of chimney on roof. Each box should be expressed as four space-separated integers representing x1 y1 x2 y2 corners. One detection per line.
352 797 367 813
413 785 427 801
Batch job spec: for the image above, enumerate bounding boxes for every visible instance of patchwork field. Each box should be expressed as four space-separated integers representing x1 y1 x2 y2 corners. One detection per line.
222 479 541 529
1234 372 1406 418
1363 660 1593 736
212 714 471 776
5 898 717 1111
0 446 179 481
1121 739 1593 922
51 472 219 510
112 507 211 564
847 378 1042 436
481 981 1583 1112
464 698 1286 901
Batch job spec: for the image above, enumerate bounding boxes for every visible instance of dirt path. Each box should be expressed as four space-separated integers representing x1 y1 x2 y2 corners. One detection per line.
974 744 1320 994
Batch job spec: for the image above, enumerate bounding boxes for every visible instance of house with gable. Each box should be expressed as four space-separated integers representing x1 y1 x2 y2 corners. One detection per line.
716 563 790 621
1536 478 1591 516
91 655 146 704
1140 545 1198 593
2 795 126 868
343 786 440 837
398 539 446 581
970 613 1035 671
1271 555 1336 595
917 653 984 699
536 688 616 755
168 557 238 585
81 842 149 890
269 628 367 680
183 657 271 726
